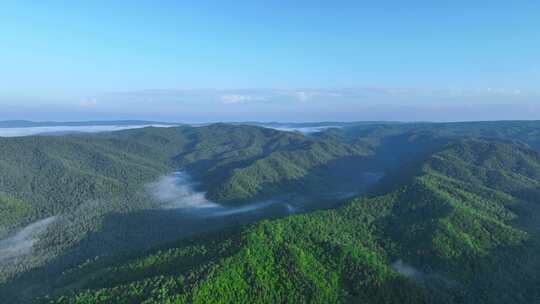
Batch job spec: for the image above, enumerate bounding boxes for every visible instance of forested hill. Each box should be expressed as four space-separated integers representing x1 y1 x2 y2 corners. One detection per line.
325 120 540 150
30 139 540 304
0 123 362 227
0 123 375 294
2 121 540 303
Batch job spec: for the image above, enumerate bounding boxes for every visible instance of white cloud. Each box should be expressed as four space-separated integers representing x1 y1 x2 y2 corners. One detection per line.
23 87 535 122
221 94 258 104
295 91 312 102
288 90 344 102
80 98 98 107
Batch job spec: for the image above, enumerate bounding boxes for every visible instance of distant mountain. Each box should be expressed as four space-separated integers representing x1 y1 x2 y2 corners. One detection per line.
0 120 182 137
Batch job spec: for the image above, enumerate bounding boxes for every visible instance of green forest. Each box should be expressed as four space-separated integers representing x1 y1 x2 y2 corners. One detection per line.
2 121 540 303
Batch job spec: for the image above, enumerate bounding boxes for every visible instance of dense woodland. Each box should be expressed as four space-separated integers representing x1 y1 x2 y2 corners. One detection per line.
1 121 540 303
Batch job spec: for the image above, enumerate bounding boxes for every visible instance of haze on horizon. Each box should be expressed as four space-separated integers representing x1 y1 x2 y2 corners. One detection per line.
1 1 538 122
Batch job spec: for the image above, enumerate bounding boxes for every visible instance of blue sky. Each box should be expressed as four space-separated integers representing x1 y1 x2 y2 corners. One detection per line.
0 1 539 122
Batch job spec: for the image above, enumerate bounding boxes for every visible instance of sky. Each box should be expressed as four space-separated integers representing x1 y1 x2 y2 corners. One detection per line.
0 1 539 122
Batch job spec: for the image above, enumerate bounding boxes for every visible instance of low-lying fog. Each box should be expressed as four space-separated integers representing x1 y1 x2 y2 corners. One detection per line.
145 170 384 220
0 121 344 138
263 125 343 134
0 170 383 267
0 216 57 265
0 169 384 288
0 124 176 137
146 172 297 217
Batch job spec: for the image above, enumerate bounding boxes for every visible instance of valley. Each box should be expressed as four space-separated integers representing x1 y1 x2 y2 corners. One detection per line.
1 121 540 303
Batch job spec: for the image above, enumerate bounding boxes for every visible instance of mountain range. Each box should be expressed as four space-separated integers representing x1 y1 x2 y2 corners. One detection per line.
1 121 540 303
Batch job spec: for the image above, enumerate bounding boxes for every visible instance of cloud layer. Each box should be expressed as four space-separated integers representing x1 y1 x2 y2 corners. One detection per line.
1 87 539 122
0 124 176 137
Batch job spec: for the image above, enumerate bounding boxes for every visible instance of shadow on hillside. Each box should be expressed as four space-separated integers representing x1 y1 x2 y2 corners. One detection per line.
0 203 291 303
3 134 441 302
0 157 388 303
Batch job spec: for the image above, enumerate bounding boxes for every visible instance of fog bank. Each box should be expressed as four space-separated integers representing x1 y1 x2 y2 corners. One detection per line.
265 125 343 134
0 124 175 137
146 172 293 217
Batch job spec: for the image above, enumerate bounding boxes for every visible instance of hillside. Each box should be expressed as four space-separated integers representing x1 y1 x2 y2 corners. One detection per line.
0 124 377 288
2 122 540 303
26 139 540 304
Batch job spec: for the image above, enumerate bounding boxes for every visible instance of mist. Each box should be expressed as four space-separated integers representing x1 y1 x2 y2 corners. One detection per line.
146 172 292 217
391 260 422 279
0 217 57 265
390 259 459 292
0 124 175 137
266 125 343 134
146 172 218 209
